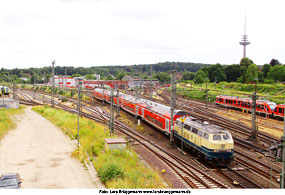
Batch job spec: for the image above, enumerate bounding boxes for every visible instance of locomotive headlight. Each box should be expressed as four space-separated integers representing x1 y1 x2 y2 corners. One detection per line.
214 150 217 152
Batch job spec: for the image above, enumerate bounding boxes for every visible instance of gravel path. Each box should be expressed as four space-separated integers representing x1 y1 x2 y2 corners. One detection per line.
0 107 100 189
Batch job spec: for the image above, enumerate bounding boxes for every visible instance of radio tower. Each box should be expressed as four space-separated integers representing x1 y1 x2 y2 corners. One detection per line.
239 15 250 58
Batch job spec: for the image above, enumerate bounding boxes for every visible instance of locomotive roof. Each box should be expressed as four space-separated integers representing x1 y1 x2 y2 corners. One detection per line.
183 117 229 134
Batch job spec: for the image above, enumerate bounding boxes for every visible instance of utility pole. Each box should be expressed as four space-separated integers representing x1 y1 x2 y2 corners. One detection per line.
249 78 258 142
205 78 209 109
280 113 285 188
109 88 115 136
150 64 153 100
102 80 105 105
116 85 120 117
13 82 17 99
51 60 55 107
215 77 217 91
139 77 142 98
65 69 67 89
77 79 83 154
33 76 36 100
170 70 177 145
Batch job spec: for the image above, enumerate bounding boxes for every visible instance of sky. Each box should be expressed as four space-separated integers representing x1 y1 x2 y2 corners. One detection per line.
0 0 284 69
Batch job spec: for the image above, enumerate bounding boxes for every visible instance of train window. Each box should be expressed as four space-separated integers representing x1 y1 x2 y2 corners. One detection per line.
192 128 198 134
279 108 283 114
257 104 261 109
261 105 264 110
198 130 203 137
184 124 191 131
203 133 209 140
222 134 230 140
213 135 221 141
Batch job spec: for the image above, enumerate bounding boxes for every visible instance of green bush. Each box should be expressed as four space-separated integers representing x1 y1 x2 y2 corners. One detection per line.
61 97 68 102
98 161 125 183
264 79 274 84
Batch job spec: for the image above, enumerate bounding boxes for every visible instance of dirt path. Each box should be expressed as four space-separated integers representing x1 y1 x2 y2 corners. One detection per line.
0 107 101 189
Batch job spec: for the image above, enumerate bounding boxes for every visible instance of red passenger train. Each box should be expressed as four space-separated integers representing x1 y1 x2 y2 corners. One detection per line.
93 88 190 133
215 95 285 118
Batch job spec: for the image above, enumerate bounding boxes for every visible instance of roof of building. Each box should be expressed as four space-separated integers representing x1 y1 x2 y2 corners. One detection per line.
104 138 126 144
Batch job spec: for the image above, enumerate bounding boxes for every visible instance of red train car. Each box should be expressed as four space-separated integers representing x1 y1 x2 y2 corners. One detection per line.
84 80 128 89
273 104 285 118
215 95 276 116
93 88 189 133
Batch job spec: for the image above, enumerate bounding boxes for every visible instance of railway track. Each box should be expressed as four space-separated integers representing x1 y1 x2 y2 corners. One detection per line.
17 89 230 189
217 167 263 188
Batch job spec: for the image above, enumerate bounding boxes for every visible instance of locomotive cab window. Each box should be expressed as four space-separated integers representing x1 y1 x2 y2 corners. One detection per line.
198 130 203 137
213 135 221 141
222 134 231 141
279 107 283 114
192 128 198 134
203 133 209 140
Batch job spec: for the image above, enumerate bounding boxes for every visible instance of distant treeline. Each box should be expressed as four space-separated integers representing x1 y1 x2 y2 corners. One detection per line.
0 59 283 84
0 61 210 84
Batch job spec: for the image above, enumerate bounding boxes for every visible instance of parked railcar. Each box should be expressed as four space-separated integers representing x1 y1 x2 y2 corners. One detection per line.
0 86 10 95
273 104 285 118
174 117 234 165
215 95 276 116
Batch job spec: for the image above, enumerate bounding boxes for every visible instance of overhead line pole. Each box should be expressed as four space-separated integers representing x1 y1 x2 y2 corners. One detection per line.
51 60 55 107
170 70 177 145
150 64 153 101
109 88 115 136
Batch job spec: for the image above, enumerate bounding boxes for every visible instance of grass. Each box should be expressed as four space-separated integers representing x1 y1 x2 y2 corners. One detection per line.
32 105 166 188
0 106 25 140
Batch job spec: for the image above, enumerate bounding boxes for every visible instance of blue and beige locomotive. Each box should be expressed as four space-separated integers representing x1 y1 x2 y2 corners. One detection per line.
174 117 234 164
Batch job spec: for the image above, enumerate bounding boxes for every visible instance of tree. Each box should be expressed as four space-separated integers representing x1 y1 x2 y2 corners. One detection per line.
106 74 115 80
71 74 82 78
267 65 285 82
194 70 206 84
245 64 258 83
181 72 195 81
262 64 271 79
269 59 281 66
30 74 39 84
225 64 242 82
116 72 126 80
240 57 254 67
207 64 226 82
85 74 96 80
155 72 171 84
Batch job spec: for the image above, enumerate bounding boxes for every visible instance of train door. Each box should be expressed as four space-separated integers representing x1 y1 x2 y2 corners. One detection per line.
142 108 144 119
166 120 169 132
135 105 138 115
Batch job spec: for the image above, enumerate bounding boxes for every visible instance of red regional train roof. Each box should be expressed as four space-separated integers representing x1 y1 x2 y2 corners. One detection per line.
94 88 188 118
